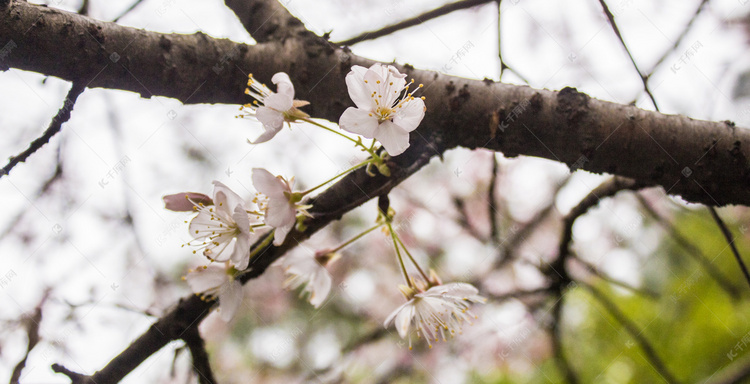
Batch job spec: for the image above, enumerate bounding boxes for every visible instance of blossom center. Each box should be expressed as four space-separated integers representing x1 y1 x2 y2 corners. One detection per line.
364 78 423 123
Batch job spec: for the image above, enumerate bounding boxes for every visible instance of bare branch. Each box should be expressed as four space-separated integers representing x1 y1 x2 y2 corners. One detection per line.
636 193 741 299
499 175 571 265
497 0 529 83
10 290 50 384
583 283 679 384
336 0 496 46
597 0 658 109
489 154 502 244
705 353 750 384
708 207 750 291
571 256 659 299
111 0 146 22
1 82 85 178
648 0 709 75
558 177 647 265
550 292 580 384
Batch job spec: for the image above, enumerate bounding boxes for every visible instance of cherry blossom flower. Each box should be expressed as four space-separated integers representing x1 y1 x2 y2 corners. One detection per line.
280 249 336 308
185 181 257 270
339 63 426 156
384 282 486 349
252 168 310 246
185 262 243 322
240 73 310 143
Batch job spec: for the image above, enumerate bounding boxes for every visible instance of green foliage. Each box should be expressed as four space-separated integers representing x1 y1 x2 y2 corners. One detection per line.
558 209 750 383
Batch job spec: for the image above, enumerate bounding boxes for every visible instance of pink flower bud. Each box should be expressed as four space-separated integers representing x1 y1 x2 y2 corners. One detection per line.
163 192 213 212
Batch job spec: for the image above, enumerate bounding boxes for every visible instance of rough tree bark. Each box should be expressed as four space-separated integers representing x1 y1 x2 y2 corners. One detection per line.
2 1 749 206
2 0 749 382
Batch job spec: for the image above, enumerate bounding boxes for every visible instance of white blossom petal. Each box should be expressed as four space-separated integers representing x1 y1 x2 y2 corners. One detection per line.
339 107 379 138
374 120 411 156
394 302 415 339
346 65 375 110
252 168 286 199
308 269 332 308
266 196 296 229
255 106 285 133
213 181 245 215
230 207 252 269
281 252 332 307
392 97 425 133
271 72 295 99
263 92 293 112
186 265 226 293
218 279 243 321
272 222 293 246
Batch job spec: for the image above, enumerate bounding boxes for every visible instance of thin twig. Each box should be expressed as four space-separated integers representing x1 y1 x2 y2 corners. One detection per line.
571 256 659 299
1 82 85 178
648 0 710 74
705 352 750 384
558 177 645 264
77 0 89 16
112 0 147 22
583 283 679 384
597 0 659 110
708 207 750 290
489 154 502 245
336 0 496 46
10 290 50 383
551 291 580 384
500 175 571 265
453 195 490 242
636 194 741 299
497 0 530 83
0 157 63 240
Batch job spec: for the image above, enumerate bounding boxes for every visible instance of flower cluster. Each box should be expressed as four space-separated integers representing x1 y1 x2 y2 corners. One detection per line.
164 64 483 350
164 170 313 320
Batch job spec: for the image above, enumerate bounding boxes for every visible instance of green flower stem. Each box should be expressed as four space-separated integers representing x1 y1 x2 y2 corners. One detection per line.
395 235 430 283
302 118 381 159
387 221 413 288
302 118 360 145
329 223 381 254
300 159 373 196
245 231 275 262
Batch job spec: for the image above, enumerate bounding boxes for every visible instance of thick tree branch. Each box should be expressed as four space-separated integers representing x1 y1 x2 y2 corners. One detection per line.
182 326 215 384
3 2 750 206
224 0 313 43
